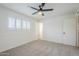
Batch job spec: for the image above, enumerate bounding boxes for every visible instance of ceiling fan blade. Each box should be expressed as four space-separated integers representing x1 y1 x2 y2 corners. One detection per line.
29 6 38 10
32 11 38 15
42 9 53 11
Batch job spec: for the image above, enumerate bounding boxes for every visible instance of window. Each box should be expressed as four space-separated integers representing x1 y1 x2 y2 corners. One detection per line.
8 17 31 30
16 19 21 29
27 21 30 30
8 17 15 29
22 20 27 29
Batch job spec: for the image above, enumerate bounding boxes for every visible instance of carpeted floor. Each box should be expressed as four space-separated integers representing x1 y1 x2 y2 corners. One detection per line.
0 40 79 56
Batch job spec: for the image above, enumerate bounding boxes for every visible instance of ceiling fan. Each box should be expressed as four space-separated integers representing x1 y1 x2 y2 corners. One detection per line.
28 3 53 16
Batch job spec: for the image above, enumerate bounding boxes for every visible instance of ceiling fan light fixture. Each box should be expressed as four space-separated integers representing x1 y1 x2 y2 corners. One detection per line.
38 11 42 15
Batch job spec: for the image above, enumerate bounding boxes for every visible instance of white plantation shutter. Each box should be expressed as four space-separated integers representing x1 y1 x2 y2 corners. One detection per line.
8 17 15 29
8 17 31 30
27 21 30 30
22 20 27 29
16 19 21 29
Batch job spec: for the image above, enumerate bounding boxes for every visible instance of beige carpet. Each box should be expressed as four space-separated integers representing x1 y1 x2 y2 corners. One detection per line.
0 40 79 56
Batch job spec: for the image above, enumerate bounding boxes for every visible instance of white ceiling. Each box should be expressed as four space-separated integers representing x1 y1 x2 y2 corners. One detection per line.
0 3 79 19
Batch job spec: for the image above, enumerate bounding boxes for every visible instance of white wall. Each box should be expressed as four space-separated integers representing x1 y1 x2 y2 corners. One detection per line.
0 6 37 52
42 15 76 46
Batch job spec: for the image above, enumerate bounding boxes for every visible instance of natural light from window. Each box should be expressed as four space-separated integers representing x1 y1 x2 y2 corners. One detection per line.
16 19 21 29
8 17 15 29
22 20 27 30
27 21 30 30
8 17 31 30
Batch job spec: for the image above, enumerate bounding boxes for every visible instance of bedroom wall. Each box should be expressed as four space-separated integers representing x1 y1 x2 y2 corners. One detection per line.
0 6 37 52
42 15 76 46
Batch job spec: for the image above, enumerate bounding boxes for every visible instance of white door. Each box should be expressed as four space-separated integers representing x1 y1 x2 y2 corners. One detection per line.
63 18 76 46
